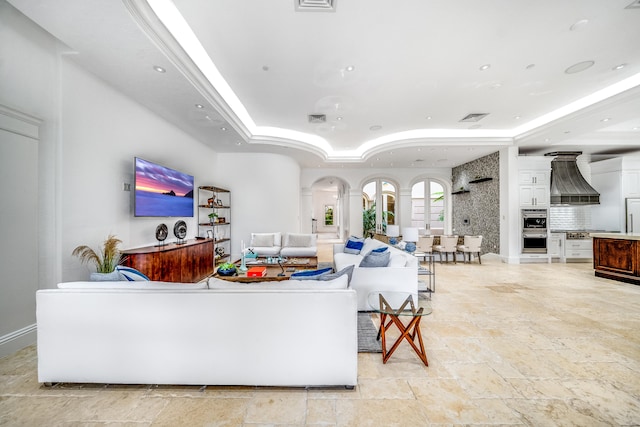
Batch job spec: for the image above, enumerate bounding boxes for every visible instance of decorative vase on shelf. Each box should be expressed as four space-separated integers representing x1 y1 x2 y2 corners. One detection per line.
405 242 417 253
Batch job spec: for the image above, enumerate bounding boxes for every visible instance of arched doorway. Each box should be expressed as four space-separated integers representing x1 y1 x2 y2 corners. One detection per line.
311 176 348 241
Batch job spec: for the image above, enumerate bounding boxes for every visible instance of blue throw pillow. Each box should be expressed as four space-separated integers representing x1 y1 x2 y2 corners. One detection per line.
344 236 365 254
371 246 388 253
116 266 150 281
359 250 391 267
291 267 333 280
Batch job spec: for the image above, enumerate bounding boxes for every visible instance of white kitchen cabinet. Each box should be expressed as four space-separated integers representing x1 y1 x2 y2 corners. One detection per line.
519 170 548 186
564 239 592 260
520 185 549 207
548 233 565 261
518 158 551 208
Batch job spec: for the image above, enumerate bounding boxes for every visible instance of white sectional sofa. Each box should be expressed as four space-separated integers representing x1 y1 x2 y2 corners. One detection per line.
334 238 419 311
36 276 357 388
249 232 317 257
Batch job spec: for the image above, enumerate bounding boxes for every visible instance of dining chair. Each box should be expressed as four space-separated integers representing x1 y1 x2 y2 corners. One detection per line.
457 235 483 264
432 235 459 264
417 235 434 254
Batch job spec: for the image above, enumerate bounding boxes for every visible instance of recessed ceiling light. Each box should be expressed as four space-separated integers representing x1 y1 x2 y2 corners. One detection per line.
153 65 166 73
195 104 204 109
236 141 242 145
479 64 491 71
220 127 227 131
544 138 551 142
345 65 355 72
426 116 432 120
612 64 627 71
336 116 343 121
633 126 640 130
565 60 595 74
569 19 589 31
514 115 521 120
601 117 611 122
369 125 382 131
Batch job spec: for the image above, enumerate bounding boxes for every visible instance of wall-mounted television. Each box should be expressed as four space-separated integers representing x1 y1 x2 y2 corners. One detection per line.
134 157 194 217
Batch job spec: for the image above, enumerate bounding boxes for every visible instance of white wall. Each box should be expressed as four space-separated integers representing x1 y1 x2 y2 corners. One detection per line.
0 1 222 355
0 0 61 357
58 59 219 281
215 152 300 259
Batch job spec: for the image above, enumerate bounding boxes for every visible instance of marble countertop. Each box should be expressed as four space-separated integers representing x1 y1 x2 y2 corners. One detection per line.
589 232 640 241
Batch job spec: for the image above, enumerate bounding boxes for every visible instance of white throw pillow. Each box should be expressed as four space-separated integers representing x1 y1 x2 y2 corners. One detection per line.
285 233 313 247
251 233 275 247
388 253 408 267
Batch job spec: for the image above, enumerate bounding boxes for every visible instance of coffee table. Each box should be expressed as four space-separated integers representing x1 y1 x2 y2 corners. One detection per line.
214 257 320 282
367 291 432 366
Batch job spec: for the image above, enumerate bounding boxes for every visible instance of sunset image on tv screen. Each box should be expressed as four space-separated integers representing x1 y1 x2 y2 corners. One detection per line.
134 158 194 217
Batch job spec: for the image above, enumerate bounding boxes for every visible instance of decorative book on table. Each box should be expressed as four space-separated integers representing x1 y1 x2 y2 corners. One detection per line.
247 266 267 277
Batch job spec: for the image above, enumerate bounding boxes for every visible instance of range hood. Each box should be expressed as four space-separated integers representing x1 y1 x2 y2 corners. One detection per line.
545 151 600 205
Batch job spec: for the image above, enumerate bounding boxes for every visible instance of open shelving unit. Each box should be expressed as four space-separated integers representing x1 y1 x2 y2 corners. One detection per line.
198 186 231 266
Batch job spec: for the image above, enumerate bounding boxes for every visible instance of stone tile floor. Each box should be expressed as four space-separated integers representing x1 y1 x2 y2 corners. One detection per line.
1 248 640 426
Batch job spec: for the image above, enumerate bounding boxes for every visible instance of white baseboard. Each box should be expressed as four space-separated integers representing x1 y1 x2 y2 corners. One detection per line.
0 324 37 359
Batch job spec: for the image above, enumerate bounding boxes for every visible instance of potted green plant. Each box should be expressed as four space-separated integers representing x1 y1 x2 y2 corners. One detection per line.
72 234 124 281
208 212 218 224
217 262 237 276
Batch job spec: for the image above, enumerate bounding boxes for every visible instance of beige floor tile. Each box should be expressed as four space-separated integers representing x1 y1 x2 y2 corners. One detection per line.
2 243 640 425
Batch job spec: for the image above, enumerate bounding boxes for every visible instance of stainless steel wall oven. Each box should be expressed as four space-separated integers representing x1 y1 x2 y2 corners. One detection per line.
522 209 548 253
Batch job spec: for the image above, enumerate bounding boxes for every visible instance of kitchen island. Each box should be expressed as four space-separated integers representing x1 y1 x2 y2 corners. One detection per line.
591 233 640 285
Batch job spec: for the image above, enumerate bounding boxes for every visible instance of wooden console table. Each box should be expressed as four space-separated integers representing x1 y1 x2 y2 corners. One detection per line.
122 238 214 283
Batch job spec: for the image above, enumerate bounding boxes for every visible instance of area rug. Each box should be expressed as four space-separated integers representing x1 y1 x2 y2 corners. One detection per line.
358 312 382 353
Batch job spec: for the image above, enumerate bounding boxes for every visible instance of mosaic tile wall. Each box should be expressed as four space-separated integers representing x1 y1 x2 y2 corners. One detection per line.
451 151 500 254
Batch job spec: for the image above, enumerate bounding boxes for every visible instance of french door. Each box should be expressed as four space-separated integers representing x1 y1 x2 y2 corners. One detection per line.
411 179 445 235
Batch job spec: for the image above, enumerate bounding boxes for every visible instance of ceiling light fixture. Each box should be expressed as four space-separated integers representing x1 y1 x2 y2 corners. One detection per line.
153 65 166 73
514 116 521 120
479 64 491 71
612 64 627 71
220 127 227 131
345 65 355 72
601 118 611 122
195 104 204 109
426 116 432 120
565 60 595 74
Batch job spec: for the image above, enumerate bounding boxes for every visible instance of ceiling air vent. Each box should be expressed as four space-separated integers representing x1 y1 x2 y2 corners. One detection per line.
308 114 327 123
295 0 336 12
459 113 489 123
625 0 640 9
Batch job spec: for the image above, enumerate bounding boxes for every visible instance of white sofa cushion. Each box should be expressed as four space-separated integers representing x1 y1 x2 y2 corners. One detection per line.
208 275 348 290
284 233 316 247
251 233 274 247
334 252 363 272
58 281 208 290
